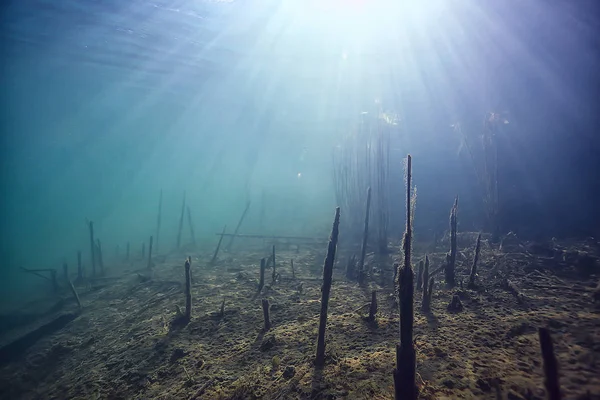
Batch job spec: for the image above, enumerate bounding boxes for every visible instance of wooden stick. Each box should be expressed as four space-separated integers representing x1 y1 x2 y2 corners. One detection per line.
147 236 153 269
89 221 96 277
177 191 186 249
216 233 327 241
69 280 82 309
184 257 192 321
96 239 104 275
271 245 277 283
394 154 416 400
358 186 372 284
315 207 341 367
262 299 271 331
258 258 266 293
368 290 377 322
291 259 295 279
225 200 251 251
445 196 458 287
468 233 482 288
19 267 51 281
187 206 196 246
210 225 227 264
77 251 83 281
156 189 162 253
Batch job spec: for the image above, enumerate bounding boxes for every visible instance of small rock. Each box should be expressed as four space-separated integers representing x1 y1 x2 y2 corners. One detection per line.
282 365 295 379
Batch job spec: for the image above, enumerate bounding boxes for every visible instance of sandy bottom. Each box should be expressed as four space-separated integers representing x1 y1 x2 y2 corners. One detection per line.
1 237 599 399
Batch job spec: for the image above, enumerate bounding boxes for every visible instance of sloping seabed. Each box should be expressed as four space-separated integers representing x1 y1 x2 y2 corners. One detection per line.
0 236 599 399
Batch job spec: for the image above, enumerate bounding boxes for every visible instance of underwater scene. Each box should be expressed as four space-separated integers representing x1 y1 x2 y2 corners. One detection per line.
1 0 599 399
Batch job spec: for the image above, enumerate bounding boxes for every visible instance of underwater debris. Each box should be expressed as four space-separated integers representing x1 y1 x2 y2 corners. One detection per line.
155 189 162 253
186 206 196 246
315 207 340 367
226 200 252 251
176 191 186 249
210 225 227 265
416 259 424 290
394 154 417 400
258 258 266 294
76 250 83 282
88 220 96 277
445 196 458 287
358 186 372 284
261 299 271 331
96 239 104 275
468 233 482 289
147 235 153 269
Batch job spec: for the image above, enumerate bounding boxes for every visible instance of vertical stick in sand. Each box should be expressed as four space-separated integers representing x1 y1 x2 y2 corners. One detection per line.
184 257 192 321
394 154 416 400
77 251 83 281
177 191 186 249
210 225 227 265
89 221 96 277
96 239 104 275
147 236 153 269
156 189 162 253
187 206 196 246
315 207 340 367
225 200 251 251
358 186 372 283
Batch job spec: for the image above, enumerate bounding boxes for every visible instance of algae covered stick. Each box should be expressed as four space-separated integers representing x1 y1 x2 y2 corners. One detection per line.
176 191 186 249
126 242 130 261
394 154 417 400
156 189 162 253
89 221 96 277
358 186 372 283
210 225 227 264
315 206 340 367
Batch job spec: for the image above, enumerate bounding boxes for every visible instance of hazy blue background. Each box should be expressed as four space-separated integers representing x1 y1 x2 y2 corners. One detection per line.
1 0 599 306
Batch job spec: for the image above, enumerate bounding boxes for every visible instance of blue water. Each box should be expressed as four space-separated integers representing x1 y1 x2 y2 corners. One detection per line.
1 0 599 304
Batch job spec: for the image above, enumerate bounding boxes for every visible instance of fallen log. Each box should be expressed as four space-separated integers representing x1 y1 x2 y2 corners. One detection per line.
0 312 79 366
215 233 328 242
